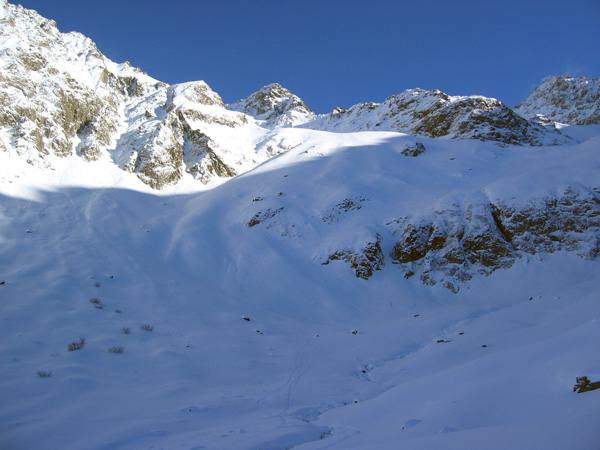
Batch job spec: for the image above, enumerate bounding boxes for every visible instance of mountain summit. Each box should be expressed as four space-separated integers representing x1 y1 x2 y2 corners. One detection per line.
228 82 315 126
515 75 600 125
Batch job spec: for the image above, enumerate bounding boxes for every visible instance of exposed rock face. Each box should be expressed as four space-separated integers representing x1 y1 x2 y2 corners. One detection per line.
228 83 315 127
489 187 600 260
515 76 600 125
306 88 572 146
0 2 124 162
114 81 244 187
390 187 600 291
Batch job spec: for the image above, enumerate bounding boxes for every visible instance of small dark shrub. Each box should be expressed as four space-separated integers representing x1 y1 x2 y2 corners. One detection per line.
108 346 125 354
67 338 86 352
574 376 600 393
120 327 131 335
140 324 153 332
89 298 104 309
37 370 51 378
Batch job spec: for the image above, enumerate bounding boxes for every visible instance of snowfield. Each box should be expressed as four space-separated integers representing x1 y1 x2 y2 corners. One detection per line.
1 2 599 448
1 127 600 449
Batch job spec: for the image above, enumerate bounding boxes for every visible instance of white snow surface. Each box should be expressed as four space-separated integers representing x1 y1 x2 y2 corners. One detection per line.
1 126 600 449
1 2 600 449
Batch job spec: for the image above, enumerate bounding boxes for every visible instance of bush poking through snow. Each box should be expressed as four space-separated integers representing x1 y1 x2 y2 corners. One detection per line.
400 142 426 157
67 338 85 352
140 324 154 332
120 327 132 335
108 346 125 354
89 298 104 309
37 371 51 378
573 376 600 393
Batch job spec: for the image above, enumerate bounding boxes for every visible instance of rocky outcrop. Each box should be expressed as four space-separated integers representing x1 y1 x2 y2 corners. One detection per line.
489 186 600 259
307 88 572 146
390 187 600 291
515 76 600 125
323 236 384 280
245 207 285 227
321 197 369 224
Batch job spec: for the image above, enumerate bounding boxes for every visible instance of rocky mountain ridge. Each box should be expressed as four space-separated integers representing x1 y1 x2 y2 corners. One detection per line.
301 88 571 146
1 0 595 191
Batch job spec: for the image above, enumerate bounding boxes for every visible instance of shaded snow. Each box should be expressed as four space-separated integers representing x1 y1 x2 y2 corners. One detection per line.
1 128 600 449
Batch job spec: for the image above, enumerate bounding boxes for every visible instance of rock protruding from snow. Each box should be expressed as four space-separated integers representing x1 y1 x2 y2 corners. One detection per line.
324 236 384 280
390 186 600 291
307 88 572 146
515 76 600 125
228 83 315 127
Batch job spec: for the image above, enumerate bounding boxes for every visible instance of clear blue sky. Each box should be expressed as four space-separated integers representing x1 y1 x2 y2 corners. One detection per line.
16 0 600 113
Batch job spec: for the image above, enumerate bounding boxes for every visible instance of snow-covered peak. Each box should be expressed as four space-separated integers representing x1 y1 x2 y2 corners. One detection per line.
228 82 315 126
515 75 600 125
0 1 271 190
172 80 225 108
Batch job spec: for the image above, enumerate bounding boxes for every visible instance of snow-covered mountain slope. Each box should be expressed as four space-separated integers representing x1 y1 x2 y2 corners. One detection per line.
1 129 600 450
1 2 600 449
0 0 278 189
304 88 572 146
0 0 585 193
515 75 600 125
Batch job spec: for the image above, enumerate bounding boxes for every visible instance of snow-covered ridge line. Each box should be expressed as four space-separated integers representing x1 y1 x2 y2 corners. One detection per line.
300 88 572 146
1 1 596 191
